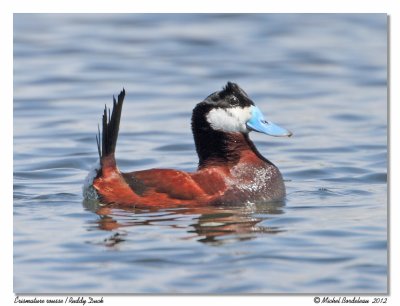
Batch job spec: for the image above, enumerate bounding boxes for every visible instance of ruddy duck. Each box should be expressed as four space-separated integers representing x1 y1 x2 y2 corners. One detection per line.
85 82 292 208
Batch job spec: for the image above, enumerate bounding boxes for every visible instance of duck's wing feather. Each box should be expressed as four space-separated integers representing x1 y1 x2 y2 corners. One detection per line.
121 167 228 203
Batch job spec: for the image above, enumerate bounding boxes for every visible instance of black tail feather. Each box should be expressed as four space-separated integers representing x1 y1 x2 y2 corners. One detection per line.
97 89 125 161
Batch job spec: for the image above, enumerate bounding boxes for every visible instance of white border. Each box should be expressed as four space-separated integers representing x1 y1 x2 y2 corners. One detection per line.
3 0 399 13
2 1 399 306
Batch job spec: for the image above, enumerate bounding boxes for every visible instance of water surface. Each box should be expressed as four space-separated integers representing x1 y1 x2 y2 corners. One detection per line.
14 14 387 293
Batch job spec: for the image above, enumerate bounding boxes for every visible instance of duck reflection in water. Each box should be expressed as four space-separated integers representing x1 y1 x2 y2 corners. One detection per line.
83 200 285 246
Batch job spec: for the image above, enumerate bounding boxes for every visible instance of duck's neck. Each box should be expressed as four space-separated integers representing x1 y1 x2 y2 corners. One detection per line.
193 128 270 169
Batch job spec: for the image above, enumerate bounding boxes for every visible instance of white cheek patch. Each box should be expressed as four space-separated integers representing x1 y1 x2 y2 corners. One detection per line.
206 106 252 133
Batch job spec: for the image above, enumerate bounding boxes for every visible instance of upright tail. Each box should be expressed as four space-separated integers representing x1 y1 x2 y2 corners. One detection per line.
91 88 140 204
96 89 125 166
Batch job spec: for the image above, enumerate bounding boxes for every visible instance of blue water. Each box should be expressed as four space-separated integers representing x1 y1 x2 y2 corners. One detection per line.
13 14 387 293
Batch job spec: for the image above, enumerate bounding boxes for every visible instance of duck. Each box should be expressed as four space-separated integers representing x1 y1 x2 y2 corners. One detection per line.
84 82 292 208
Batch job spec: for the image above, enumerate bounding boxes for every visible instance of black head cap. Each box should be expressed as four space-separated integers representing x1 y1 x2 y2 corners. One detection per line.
204 82 255 108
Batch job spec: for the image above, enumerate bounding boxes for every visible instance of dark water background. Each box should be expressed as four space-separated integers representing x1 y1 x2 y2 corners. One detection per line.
13 14 387 293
